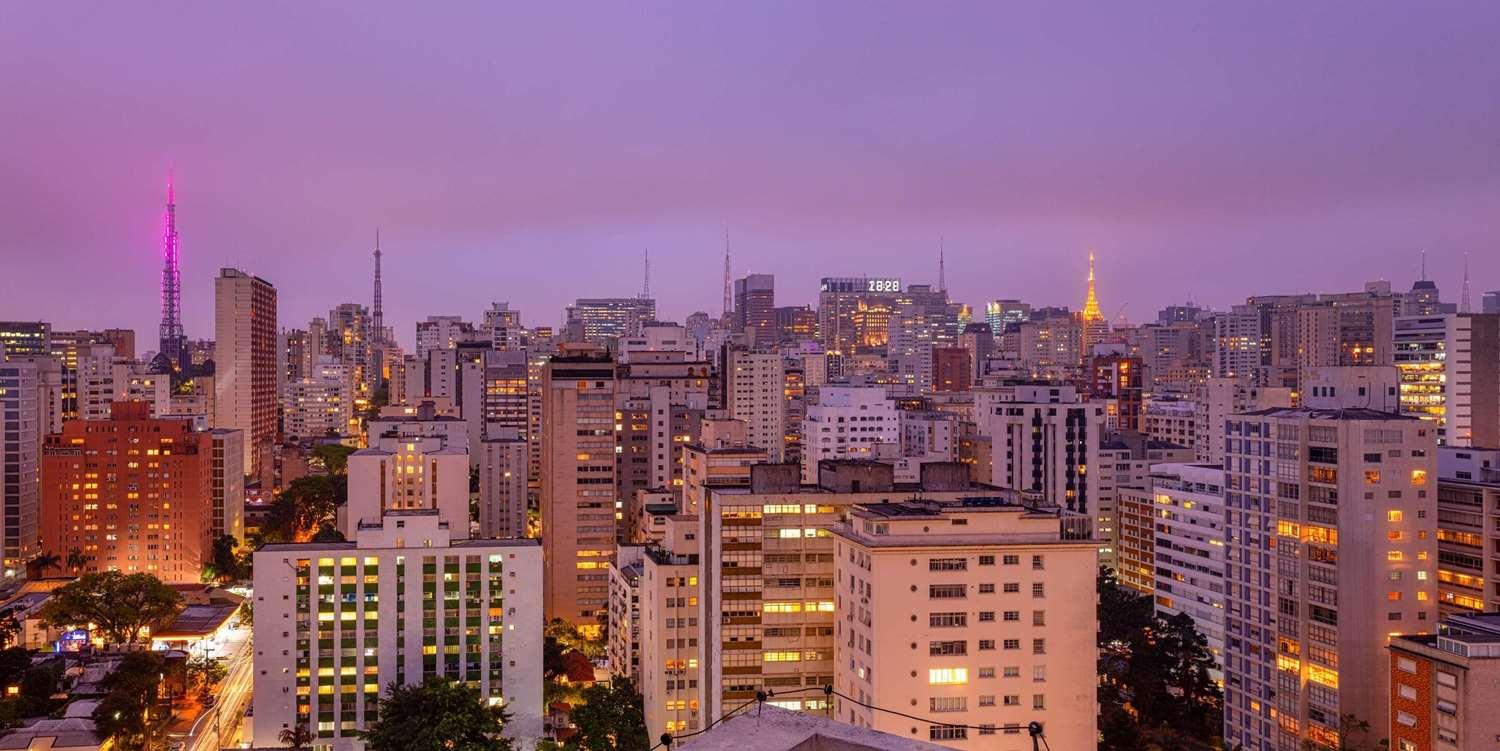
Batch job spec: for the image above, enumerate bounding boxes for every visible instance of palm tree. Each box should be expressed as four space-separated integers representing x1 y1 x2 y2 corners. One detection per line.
66 548 87 574
279 723 315 750
25 552 62 580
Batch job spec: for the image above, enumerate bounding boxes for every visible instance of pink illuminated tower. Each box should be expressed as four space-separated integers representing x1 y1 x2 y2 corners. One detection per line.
157 174 186 370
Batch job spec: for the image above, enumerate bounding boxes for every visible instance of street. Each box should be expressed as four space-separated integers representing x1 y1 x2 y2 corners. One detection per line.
175 628 254 751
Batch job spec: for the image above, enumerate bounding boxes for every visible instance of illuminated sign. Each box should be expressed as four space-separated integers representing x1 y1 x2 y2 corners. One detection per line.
865 279 901 293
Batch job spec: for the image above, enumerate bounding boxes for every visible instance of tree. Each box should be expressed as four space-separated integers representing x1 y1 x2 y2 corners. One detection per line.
358 677 513 751
263 475 342 542
1097 568 1224 749
312 444 357 476
0 609 19 649
546 618 605 660
92 652 174 751
66 547 88 574
569 678 649 751
24 552 61 580
41 571 184 647
186 655 228 703
279 723 316 750
310 523 347 543
203 535 246 583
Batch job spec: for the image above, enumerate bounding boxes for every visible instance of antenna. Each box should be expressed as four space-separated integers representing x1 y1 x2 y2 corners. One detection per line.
1420 249 1427 281
372 228 384 344
1461 252 1472 313
938 237 947 293
642 248 651 299
722 230 732 320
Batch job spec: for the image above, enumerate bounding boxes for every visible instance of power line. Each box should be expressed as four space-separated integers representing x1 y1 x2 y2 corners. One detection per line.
652 685 1049 750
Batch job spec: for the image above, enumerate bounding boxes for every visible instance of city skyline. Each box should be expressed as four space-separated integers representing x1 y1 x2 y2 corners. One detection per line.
2 2 1498 347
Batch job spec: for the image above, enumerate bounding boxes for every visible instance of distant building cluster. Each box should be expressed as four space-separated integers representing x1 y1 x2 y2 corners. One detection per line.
3 180 1500 750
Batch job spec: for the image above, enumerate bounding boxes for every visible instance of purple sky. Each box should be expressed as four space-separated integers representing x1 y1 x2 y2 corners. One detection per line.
2 2 1498 351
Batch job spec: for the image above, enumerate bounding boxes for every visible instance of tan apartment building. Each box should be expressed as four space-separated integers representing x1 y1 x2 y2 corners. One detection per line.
540 352 617 628
832 498 1097 750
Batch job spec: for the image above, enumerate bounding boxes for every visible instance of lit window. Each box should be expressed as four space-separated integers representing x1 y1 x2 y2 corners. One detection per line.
928 668 969 685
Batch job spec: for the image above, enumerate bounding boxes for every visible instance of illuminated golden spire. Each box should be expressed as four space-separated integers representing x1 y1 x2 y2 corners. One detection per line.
1082 252 1104 322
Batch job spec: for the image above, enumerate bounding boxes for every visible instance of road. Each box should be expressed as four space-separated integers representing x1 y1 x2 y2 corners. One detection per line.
176 628 255 751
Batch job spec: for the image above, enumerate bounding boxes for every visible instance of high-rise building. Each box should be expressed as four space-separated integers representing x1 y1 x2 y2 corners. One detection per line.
818 277 901 355
973 383 1104 514
0 360 41 576
214 268 278 478
540 352 617 628
724 348 786 463
157 178 187 372
251 510 543 750
40 402 212 582
733 274 775 345
344 433 470 539
328 303 374 407
1222 371 1437 750
415 315 475 360
1147 463 1228 679
566 298 656 344
1094 433 1194 578
1483 291 1500 315
283 355 354 441
985 300 1030 337
774 306 818 346
1395 314 1449 434
607 544 646 682
929 347 972 394
831 497 1097 750
0 322 51 360
1212 305 1263 383
1432 446 1500 616
1388 613 1500 751
478 432 529 539
1195 377 1294 465
1443 314 1499 448
207 428 246 545
801 385 897 483
1090 355 1144 432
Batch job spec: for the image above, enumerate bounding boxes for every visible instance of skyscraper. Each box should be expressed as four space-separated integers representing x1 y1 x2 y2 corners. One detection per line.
157 176 186 372
732 274 775 345
1080 252 1109 354
0 360 41 577
214 268 278 479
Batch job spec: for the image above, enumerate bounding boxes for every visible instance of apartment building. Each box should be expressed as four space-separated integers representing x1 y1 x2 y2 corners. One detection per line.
832 498 1096 750
1149 462 1228 679
1388 613 1500 751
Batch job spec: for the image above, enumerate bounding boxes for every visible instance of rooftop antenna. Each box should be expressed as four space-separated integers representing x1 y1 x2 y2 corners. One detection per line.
1420 249 1427 281
938 236 947 293
722 230 732 320
642 248 651 299
372 228 384 343
1460 251 1472 313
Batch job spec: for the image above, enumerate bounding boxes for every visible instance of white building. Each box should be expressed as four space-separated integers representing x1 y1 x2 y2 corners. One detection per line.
725 349 787 462
214 268 278 477
250 510 543 750
207 428 246 545
1147 462 1227 681
973 384 1105 515
477 433 528 539
344 434 469 539
283 355 354 441
802 385 898 484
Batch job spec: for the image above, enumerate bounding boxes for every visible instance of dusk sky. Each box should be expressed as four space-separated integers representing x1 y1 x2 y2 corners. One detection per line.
2 2 1498 351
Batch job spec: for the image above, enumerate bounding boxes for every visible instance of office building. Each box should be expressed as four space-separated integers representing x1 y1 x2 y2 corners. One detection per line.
567 298 657 344
40 402 212 582
214 268 278 478
733 274 776 345
832 497 1096 750
818 277 902 355
775 306 819 346
1394 314 1449 433
0 360 41 576
540 352 617 628
1221 371 1437 750
0 322 51 359
930 347 971 393
1388 613 1500 751
251 510 543 750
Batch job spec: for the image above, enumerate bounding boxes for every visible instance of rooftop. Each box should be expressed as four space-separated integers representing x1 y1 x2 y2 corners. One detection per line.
678 704 950 751
1238 406 1417 421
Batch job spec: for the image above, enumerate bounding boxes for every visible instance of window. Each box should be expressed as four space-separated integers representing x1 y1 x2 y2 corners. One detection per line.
1032 638 1046 655
1397 684 1417 701
930 697 967 713
978 555 996 566
928 668 968 685
1003 583 1020 593
1411 469 1427 486
977 667 996 678
979 583 995 594
1032 582 1045 598
979 611 996 622
1003 695 1020 706
1395 711 1416 728
1032 694 1046 710
929 558 967 571
978 639 995 651
1387 510 1402 522
978 695 996 707
1003 639 1020 650
1002 555 1019 565
1364 470 1381 484
930 612 967 628
1033 665 1047 682
929 584 967 599
929 641 967 656
1003 611 1020 622
1032 610 1046 626
1031 555 1044 570
929 726 967 741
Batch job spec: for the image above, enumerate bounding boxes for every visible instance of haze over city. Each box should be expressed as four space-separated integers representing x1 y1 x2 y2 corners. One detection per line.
3 2 1498 348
